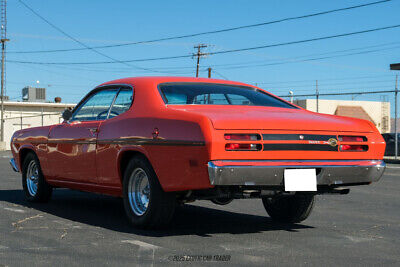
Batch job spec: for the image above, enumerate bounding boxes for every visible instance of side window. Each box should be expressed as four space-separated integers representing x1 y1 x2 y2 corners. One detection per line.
71 89 118 121
109 88 133 119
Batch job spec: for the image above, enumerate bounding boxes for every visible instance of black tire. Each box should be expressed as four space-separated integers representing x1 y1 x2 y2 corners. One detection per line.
262 194 315 223
122 156 176 229
211 197 234 205
22 152 53 202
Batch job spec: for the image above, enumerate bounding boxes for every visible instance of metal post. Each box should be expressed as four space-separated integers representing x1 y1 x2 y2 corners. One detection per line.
316 80 319 113
395 74 398 160
41 107 43 126
0 0 8 143
0 39 7 141
0 41 4 141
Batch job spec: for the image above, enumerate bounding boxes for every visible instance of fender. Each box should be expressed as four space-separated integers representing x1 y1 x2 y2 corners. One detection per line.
116 145 152 183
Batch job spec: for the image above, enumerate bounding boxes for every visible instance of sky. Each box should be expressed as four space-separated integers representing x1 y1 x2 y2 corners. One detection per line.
4 0 400 108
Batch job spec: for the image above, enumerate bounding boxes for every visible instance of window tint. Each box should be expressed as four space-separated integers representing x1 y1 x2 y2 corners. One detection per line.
160 83 295 109
109 88 133 118
194 94 230 105
72 89 118 121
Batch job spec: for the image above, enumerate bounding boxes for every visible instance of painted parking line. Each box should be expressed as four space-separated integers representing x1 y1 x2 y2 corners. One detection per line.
3 207 25 213
386 166 400 169
121 240 160 250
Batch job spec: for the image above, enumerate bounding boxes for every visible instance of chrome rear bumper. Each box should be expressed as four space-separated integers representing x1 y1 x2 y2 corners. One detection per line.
10 158 19 172
207 160 385 186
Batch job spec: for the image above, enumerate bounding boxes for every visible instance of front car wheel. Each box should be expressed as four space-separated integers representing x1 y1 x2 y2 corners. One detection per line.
22 152 53 202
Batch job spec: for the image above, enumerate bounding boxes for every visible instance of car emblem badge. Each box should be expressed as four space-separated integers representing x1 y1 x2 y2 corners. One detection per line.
299 135 304 140
328 138 338 147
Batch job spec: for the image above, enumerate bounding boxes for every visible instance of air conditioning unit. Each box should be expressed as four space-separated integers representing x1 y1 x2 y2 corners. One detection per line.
22 86 46 102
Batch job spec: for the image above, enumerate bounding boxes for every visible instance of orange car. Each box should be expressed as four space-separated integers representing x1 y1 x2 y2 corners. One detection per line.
9 77 386 228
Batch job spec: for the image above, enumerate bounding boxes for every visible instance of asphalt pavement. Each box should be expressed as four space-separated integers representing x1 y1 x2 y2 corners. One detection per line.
0 151 399 266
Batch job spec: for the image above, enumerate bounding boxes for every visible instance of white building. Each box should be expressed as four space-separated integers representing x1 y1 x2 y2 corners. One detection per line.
294 99 390 133
1 101 75 150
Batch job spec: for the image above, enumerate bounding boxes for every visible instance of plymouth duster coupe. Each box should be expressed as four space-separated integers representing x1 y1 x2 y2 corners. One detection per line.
9 77 386 228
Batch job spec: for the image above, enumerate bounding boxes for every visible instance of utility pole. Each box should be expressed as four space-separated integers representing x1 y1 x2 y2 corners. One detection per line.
193 44 208 77
395 74 398 159
208 67 212 78
0 0 9 144
316 80 319 113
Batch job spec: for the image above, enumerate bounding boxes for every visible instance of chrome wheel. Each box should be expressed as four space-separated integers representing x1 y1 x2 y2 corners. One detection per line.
128 168 150 216
26 160 39 196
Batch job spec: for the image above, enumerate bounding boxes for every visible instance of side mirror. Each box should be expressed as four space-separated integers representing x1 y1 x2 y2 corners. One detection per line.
62 108 73 121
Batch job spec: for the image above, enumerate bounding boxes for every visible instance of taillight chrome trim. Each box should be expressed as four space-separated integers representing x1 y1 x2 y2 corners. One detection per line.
339 144 369 152
338 135 367 142
224 134 261 141
225 143 262 151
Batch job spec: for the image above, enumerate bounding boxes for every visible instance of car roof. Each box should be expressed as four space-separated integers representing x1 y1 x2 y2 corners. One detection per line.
98 76 253 88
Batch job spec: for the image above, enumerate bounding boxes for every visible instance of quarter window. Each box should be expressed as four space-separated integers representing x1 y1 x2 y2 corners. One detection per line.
71 89 118 121
109 88 133 118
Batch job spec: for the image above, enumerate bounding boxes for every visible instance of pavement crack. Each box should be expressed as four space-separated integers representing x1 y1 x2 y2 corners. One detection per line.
12 214 43 229
60 229 68 239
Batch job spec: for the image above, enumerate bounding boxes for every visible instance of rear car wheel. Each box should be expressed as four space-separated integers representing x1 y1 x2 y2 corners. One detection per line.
122 156 176 229
262 194 315 223
22 152 53 202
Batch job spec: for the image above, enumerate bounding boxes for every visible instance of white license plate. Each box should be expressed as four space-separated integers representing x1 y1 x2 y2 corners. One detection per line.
284 169 317 191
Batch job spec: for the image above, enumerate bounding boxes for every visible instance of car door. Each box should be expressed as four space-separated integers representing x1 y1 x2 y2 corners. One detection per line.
47 87 119 183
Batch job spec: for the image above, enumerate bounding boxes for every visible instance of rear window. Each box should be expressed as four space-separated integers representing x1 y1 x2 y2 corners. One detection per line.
159 83 296 109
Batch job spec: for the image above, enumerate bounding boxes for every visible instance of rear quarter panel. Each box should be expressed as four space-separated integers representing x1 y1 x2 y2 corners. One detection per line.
96 79 214 192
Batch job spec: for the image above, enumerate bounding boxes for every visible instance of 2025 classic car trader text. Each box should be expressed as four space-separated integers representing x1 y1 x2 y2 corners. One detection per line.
9 77 386 228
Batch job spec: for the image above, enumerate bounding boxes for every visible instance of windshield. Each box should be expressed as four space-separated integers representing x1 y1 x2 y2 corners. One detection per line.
159 83 296 109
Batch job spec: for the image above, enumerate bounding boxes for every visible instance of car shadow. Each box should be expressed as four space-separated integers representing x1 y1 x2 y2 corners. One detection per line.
0 189 314 237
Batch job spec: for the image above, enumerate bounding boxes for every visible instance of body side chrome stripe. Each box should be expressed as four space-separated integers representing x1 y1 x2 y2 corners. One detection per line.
15 138 205 146
262 134 337 141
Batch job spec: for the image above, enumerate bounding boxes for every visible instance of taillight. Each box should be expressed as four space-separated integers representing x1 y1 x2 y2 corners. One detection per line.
340 145 368 152
224 134 260 141
225 143 262 151
338 136 367 142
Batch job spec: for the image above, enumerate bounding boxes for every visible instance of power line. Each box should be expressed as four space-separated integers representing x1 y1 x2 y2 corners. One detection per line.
213 70 229 80
253 74 396 85
208 24 400 57
206 42 400 70
8 23 400 65
213 44 400 71
9 0 392 54
268 79 396 90
277 88 396 98
9 41 399 74
17 0 178 74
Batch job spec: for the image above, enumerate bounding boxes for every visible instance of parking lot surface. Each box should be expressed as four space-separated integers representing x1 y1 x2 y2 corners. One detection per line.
0 152 399 266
